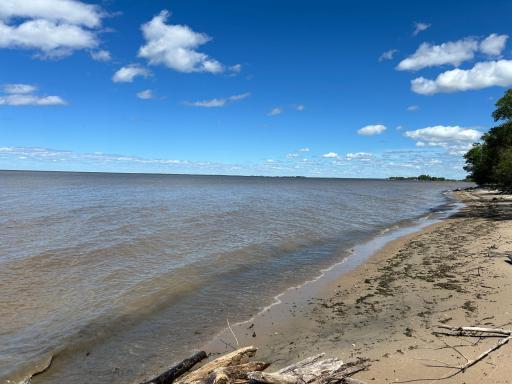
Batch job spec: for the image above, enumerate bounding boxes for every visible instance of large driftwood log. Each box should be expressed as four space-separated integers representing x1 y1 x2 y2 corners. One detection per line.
175 346 257 384
208 362 271 384
141 351 208 384
145 346 367 384
247 354 367 384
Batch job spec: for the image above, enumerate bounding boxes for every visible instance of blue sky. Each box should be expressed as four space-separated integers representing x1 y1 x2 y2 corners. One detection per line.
1 0 512 178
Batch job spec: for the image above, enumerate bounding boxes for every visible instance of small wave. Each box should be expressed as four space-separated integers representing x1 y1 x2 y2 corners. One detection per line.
4 354 53 384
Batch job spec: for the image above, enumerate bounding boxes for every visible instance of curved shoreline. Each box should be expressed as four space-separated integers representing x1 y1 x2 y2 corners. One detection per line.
201 189 512 383
202 192 465 357
9 188 468 384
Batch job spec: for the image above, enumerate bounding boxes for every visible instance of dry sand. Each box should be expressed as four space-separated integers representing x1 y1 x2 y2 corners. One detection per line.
205 189 512 383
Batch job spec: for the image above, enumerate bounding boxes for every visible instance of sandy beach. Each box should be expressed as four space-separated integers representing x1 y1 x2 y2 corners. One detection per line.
203 189 512 383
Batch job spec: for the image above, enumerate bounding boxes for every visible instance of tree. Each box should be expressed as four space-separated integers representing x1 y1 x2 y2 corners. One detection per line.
492 89 512 122
495 148 512 190
464 89 512 191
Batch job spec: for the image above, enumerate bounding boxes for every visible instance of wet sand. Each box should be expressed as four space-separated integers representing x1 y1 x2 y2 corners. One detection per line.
203 189 512 383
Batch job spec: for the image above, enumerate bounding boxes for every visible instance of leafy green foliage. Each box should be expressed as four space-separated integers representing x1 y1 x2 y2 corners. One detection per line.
465 89 512 190
492 89 512 122
495 148 512 189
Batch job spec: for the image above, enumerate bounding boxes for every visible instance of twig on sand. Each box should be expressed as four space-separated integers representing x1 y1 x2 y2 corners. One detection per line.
396 324 512 383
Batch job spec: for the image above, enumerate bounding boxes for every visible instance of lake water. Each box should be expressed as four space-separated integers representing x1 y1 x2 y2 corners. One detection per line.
0 171 470 383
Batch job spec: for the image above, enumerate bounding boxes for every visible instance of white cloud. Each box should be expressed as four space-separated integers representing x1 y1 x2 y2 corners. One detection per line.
90 49 111 62
411 60 512 94
185 92 250 107
267 107 283 116
398 33 509 71
187 98 225 108
137 89 154 100
230 64 242 73
0 0 105 58
379 49 398 62
0 0 102 27
112 65 151 83
0 83 66 106
138 10 226 74
228 92 251 101
0 19 98 57
407 105 419 111
3 83 37 94
294 104 305 111
298 147 310 152
404 125 482 153
322 152 339 158
0 94 66 106
346 152 373 161
405 126 481 142
397 38 478 71
413 22 431 36
357 124 387 136
480 33 508 56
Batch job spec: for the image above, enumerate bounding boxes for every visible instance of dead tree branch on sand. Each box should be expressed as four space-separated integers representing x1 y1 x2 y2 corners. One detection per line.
397 324 512 382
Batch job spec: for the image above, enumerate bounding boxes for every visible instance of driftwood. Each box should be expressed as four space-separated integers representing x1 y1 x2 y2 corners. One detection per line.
248 354 344 384
157 347 369 384
432 325 512 378
248 353 368 384
141 351 208 384
398 324 512 382
208 361 271 384
175 346 258 384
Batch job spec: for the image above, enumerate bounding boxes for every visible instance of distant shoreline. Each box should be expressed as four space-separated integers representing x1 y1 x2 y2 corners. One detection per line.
0 168 460 181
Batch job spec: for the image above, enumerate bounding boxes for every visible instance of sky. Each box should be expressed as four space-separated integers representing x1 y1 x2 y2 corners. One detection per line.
1 0 512 179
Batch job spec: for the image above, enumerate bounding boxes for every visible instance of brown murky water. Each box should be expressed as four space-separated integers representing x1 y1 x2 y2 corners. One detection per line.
0 171 470 383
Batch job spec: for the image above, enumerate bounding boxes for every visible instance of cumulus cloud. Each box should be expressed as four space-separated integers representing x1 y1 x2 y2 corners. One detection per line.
185 92 250 107
404 125 482 153
413 22 431 36
294 104 305 111
138 10 230 74
407 105 419 111
0 0 102 27
411 59 512 95
322 152 339 158
480 33 509 56
357 124 387 136
398 34 509 71
0 19 98 58
0 0 105 58
0 84 66 106
397 38 478 71
90 49 111 62
298 147 310 152
112 64 151 83
379 49 398 62
136 89 154 100
267 107 283 116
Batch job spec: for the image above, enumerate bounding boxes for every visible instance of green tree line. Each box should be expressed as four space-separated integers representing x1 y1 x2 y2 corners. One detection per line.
464 89 512 191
